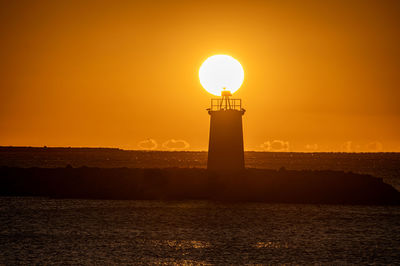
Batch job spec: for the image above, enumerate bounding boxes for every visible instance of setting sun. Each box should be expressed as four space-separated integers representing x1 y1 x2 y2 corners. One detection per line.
199 55 244 96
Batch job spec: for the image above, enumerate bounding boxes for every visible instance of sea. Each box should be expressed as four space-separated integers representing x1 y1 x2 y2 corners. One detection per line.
0 148 400 264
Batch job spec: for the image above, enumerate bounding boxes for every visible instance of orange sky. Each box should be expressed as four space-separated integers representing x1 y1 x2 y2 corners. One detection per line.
1 0 399 152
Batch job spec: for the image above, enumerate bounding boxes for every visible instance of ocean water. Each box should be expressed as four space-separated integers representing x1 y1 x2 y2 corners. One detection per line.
1 149 400 263
1 198 400 264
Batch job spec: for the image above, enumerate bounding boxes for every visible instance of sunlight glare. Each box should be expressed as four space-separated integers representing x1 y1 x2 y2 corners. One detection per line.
199 55 244 96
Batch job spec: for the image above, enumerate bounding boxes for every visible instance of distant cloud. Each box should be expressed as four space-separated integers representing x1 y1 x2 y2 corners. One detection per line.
340 141 362 152
305 143 319 151
162 139 190 151
365 141 383 152
137 138 158 150
260 140 290 152
341 141 353 152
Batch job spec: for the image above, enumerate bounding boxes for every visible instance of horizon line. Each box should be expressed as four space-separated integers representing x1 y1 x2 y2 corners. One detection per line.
0 145 399 153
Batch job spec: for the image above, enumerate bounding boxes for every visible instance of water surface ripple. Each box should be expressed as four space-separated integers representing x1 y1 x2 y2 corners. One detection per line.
1 198 399 264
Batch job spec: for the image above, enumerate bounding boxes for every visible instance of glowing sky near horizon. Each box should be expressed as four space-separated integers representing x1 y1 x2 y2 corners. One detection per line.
0 0 400 151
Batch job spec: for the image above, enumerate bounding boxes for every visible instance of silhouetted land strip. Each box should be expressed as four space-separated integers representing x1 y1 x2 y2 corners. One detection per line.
1 167 399 205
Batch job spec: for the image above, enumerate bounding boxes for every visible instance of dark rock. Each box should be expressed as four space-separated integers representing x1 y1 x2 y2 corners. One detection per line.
0 167 399 205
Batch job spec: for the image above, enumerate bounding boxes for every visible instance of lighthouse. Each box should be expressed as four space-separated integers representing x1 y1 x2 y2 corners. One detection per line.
199 55 246 171
207 90 245 170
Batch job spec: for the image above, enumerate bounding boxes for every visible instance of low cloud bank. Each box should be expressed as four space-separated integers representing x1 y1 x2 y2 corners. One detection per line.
137 139 158 150
162 139 190 151
305 144 319 151
341 141 384 152
261 140 290 152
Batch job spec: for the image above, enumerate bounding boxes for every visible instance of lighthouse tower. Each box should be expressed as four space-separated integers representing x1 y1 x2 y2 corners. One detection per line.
207 90 245 170
198 54 245 170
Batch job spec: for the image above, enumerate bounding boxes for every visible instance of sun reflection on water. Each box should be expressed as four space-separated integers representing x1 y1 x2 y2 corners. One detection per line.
150 240 210 249
255 241 289 249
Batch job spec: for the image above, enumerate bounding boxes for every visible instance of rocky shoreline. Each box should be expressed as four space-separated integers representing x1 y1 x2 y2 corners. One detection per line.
1 166 399 205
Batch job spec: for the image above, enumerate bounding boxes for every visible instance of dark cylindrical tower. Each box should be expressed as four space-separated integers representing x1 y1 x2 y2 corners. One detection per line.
207 91 245 170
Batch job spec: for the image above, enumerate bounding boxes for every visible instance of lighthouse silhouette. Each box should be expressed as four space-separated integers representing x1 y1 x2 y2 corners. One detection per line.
207 90 245 170
199 55 246 171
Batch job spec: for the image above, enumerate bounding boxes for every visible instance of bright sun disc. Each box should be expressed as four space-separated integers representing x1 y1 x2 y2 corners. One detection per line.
199 55 244 96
